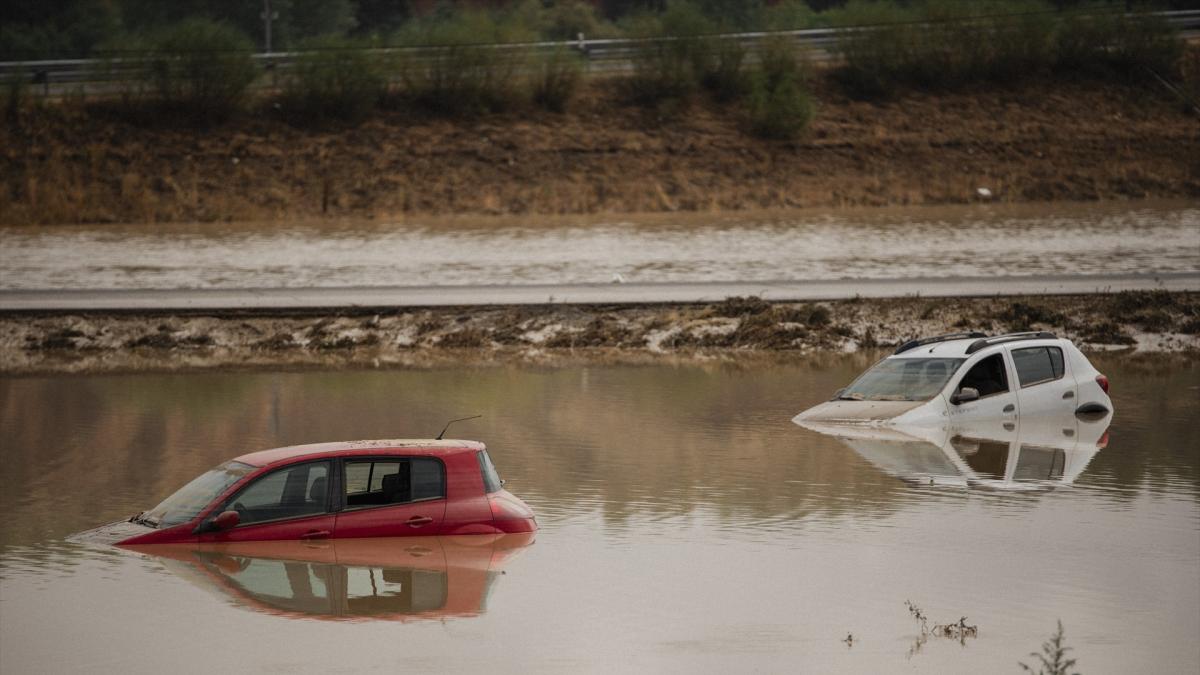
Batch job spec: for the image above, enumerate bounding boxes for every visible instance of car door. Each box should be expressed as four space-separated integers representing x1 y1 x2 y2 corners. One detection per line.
946 351 1019 424
201 460 336 542
333 457 448 538
1008 345 1076 419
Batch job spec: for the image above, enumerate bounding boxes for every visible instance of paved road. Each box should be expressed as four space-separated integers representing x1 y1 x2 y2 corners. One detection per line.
1 273 1195 312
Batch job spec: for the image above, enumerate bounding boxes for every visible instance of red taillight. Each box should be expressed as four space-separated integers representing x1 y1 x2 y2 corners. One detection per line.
1095 374 1109 394
1097 431 1110 449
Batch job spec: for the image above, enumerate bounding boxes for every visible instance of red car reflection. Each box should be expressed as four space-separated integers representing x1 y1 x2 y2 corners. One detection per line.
73 440 537 545
128 534 534 621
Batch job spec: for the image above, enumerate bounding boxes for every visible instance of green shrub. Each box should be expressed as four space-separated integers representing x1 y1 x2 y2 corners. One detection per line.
4 71 27 125
141 18 258 122
1053 9 1181 77
703 37 750 102
623 1 717 106
831 1 1183 97
395 10 532 115
748 38 814 139
281 36 385 122
532 47 584 112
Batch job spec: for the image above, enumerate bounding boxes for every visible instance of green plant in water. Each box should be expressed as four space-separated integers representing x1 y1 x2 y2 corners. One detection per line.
1019 620 1080 675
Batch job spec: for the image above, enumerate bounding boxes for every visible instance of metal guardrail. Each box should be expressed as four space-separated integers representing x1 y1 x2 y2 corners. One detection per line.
3 9 1198 92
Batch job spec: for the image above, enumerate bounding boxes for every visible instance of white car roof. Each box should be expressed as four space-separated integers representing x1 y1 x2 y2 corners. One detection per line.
890 336 1065 359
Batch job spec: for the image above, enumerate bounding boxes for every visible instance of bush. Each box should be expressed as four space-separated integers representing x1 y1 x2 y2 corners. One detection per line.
831 1 1184 97
748 37 814 139
281 36 385 122
703 37 750 102
623 1 717 106
532 47 584 112
395 10 532 115
141 19 258 122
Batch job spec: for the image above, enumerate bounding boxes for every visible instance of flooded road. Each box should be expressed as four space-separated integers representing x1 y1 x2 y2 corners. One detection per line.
2 201 1197 290
1 355 1198 673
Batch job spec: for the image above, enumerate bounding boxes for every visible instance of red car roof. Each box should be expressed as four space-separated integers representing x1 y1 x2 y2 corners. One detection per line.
233 439 486 468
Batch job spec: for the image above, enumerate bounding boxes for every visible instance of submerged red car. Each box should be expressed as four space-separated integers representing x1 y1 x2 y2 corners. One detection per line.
73 440 537 545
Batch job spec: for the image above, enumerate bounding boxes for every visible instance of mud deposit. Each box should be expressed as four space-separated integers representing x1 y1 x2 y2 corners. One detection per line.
4 77 1198 226
3 291 1196 373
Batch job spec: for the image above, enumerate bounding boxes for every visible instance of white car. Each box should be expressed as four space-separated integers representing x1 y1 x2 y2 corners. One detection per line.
793 332 1112 427
796 409 1112 490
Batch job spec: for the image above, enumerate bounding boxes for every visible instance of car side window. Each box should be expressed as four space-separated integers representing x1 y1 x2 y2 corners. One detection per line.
225 461 330 526
344 458 445 509
1012 347 1065 387
956 353 1009 398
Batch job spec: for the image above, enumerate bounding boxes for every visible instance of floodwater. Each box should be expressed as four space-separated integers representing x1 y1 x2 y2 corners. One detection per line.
1 355 1197 673
2 201 1198 290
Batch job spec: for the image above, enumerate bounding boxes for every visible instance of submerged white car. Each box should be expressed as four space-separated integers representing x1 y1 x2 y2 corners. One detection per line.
794 332 1112 427
797 409 1111 490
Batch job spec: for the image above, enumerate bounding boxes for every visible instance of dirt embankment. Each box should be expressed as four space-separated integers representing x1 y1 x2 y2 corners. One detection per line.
3 76 1198 225
3 291 1196 374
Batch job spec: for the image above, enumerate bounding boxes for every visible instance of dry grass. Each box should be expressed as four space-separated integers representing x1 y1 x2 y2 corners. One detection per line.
2 70 1198 226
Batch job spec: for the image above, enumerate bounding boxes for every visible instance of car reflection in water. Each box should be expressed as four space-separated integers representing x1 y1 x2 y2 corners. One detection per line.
796 410 1112 490
126 533 534 621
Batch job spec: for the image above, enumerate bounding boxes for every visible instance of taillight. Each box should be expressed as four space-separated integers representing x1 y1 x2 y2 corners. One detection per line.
1095 374 1109 394
1097 431 1110 449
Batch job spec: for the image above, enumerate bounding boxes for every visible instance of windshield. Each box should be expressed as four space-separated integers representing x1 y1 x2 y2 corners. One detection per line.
141 461 254 528
840 357 965 402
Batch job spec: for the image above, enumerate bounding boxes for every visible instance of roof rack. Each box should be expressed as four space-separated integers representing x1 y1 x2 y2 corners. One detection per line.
894 331 988 355
965 331 1057 354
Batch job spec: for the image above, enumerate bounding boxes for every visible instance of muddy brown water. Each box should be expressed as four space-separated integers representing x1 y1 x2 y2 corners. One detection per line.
2 201 1197 290
1 354 1197 673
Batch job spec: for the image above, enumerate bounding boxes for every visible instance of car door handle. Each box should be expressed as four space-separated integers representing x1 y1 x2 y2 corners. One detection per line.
301 530 330 540
406 516 434 527
1003 404 1015 413
1062 391 1075 399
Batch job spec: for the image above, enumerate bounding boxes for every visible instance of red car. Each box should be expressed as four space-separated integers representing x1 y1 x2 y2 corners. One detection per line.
126 533 535 621
73 440 537 545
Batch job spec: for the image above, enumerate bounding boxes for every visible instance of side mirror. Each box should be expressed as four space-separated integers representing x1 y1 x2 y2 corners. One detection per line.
832 388 845 400
951 387 980 405
212 510 240 531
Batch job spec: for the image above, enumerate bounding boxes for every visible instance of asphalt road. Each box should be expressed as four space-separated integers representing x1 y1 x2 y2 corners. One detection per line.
1 272 1195 312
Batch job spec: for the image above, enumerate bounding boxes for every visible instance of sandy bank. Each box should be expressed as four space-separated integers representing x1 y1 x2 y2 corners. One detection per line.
2 291 1195 374
3 76 1198 226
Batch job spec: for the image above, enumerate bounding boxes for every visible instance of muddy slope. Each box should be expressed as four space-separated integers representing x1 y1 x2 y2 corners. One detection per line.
3 292 1196 374
3 76 1198 225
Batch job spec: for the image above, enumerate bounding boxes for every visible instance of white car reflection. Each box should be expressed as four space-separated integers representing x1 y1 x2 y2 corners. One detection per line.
126 534 534 621
796 410 1112 490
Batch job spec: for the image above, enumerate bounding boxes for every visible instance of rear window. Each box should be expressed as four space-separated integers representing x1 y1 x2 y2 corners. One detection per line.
477 450 502 493
344 458 445 509
1012 347 1065 387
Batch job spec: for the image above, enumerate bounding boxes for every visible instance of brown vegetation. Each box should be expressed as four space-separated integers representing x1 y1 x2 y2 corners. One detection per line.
3 73 1198 226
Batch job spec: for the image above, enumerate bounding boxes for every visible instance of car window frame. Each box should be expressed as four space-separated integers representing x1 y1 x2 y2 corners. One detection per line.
951 351 1012 400
1009 345 1067 389
337 455 448 513
216 459 334 529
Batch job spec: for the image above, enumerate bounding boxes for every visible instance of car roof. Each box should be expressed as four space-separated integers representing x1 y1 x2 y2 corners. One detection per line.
890 336 1064 359
233 439 486 468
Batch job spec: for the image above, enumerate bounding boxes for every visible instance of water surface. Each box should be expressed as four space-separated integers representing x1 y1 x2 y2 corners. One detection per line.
1 355 1197 673
2 201 1197 290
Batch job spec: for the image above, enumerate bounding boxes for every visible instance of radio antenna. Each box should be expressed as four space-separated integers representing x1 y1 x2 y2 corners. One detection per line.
436 415 482 440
